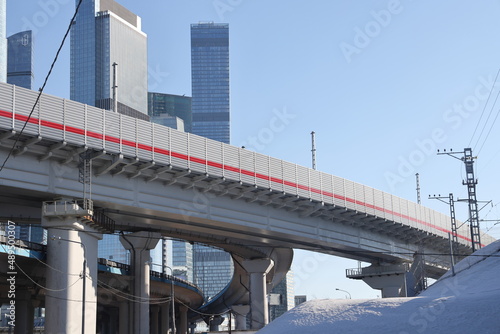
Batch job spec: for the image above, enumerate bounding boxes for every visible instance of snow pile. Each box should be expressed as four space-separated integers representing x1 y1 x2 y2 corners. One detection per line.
258 241 500 334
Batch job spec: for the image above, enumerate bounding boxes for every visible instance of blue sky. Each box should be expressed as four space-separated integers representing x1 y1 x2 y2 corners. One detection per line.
6 0 500 299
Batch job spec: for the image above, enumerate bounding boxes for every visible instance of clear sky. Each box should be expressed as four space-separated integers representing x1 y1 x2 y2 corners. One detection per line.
6 0 500 300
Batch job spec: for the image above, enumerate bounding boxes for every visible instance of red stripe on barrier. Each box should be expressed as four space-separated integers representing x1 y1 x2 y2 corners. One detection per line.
0 109 475 244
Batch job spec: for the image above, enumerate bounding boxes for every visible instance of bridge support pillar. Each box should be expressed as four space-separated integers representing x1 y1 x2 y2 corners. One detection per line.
160 302 170 334
15 290 34 334
118 301 129 334
178 304 188 334
242 258 274 330
42 206 103 334
232 304 250 330
151 305 160 334
120 231 161 334
347 264 409 298
208 315 224 331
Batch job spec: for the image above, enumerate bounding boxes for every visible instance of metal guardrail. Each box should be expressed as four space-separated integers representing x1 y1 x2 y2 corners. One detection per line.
98 258 202 293
346 263 410 278
0 234 47 252
42 199 115 233
92 210 116 233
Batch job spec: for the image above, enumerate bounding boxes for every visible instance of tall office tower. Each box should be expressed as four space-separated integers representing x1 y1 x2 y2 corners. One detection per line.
190 23 230 144
148 92 192 132
0 0 6 83
172 240 193 281
269 271 295 321
193 244 233 300
70 0 148 119
7 31 34 89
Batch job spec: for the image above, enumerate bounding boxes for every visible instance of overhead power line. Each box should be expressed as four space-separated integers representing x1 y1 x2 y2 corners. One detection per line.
0 0 84 174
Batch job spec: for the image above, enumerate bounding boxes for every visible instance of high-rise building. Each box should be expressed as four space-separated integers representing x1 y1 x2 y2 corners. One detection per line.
269 271 295 321
148 92 192 132
0 0 6 83
71 0 148 118
172 240 193 282
193 244 233 300
7 31 34 89
190 23 230 144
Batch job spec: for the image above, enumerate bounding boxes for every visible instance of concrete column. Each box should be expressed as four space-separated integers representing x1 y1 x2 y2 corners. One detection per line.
120 231 160 334
242 258 274 330
108 307 118 334
188 322 197 334
160 303 170 334
119 301 129 334
42 209 103 334
178 305 188 334
151 305 160 334
209 315 224 331
231 304 250 330
15 290 34 334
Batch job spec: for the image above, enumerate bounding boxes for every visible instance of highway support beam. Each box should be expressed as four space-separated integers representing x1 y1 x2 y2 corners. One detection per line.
346 263 409 298
42 201 103 334
120 231 161 334
242 258 274 330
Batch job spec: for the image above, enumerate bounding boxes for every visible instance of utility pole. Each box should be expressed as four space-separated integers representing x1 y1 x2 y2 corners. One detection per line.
416 173 421 204
428 193 458 245
311 131 316 170
437 148 481 251
112 62 118 113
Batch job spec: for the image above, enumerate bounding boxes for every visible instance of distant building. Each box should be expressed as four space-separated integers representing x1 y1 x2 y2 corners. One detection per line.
269 271 295 321
295 295 307 307
172 240 193 282
190 22 230 144
7 31 34 89
71 0 148 118
0 0 6 82
150 114 185 132
193 244 233 300
148 92 192 132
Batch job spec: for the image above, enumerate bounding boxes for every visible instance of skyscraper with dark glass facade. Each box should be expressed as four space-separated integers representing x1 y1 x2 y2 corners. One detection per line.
148 92 192 132
71 0 148 118
7 31 34 89
0 0 6 83
191 23 230 144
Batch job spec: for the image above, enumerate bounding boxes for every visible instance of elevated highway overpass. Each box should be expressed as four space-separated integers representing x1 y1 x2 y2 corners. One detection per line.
0 82 495 332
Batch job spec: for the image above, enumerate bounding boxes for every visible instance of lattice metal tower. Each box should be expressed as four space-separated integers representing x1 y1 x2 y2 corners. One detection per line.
438 148 481 251
462 148 481 251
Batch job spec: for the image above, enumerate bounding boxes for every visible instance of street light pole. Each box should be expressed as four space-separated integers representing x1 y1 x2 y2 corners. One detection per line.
335 288 351 299
165 265 176 334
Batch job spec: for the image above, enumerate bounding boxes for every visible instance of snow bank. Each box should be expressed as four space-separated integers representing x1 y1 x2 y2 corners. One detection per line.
258 240 500 334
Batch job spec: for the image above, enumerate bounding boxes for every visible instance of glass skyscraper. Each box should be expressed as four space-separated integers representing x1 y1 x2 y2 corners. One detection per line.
71 0 148 116
148 92 192 132
191 23 230 144
193 244 233 300
7 31 34 89
0 0 6 83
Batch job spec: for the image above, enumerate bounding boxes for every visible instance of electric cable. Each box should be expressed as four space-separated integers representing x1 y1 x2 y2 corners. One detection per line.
0 0 84 174
468 68 500 148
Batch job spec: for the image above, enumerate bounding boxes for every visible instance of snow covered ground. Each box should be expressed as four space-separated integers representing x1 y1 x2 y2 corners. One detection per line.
258 241 500 334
